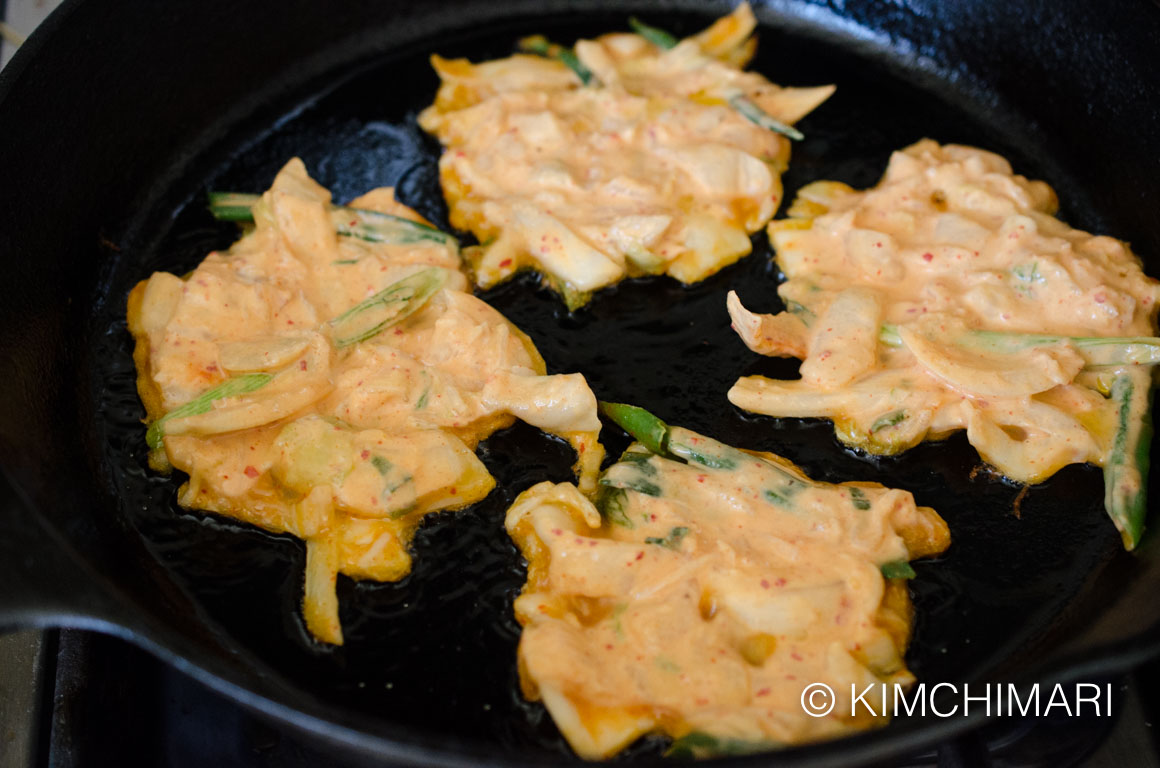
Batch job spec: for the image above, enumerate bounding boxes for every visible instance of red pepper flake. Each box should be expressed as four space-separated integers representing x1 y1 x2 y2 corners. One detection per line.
499 258 513 268
449 487 457 495
244 465 259 478
922 252 934 262
761 579 770 589
361 450 370 460
635 551 644 561
755 688 771 698
605 644 614 650
1094 292 1107 303
299 360 308 370
696 475 706 483
551 528 563 536
791 652 803 661
775 577 786 587
206 364 219 373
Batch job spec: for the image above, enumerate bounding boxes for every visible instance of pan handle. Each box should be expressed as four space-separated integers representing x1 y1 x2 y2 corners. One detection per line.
0 470 133 634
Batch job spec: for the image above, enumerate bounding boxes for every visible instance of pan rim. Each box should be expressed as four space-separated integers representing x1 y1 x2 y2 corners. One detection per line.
4 0 1160 763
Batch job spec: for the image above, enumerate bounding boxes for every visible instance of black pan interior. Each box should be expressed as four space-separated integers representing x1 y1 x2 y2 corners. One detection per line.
4 0 1160 765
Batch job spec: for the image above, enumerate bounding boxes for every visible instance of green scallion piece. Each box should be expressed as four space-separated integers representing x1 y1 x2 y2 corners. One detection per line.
596 487 635 528
206 192 261 221
881 323 1160 368
333 207 452 246
599 401 669 456
625 16 805 143
870 410 908 434
1104 371 1153 550
879 324 904 347
785 300 815 326
617 450 658 475
667 428 741 470
207 192 454 246
146 372 274 449
599 473 663 498
517 35 594 85
328 268 446 348
880 560 917 579
729 93 805 141
628 17 679 49
645 525 689 550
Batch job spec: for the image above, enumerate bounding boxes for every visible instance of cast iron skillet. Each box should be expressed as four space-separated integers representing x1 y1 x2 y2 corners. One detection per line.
2 0 1160 764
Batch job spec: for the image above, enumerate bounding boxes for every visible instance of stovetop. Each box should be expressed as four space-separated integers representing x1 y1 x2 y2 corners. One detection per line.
2 629 1158 768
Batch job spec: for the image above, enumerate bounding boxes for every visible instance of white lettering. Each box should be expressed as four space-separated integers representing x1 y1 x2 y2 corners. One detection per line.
929 682 958 717
1074 683 1102 717
1007 684 1038 716
962 683 991 716
850 683 878 716
1043 683 1073 717
894 682 925 717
